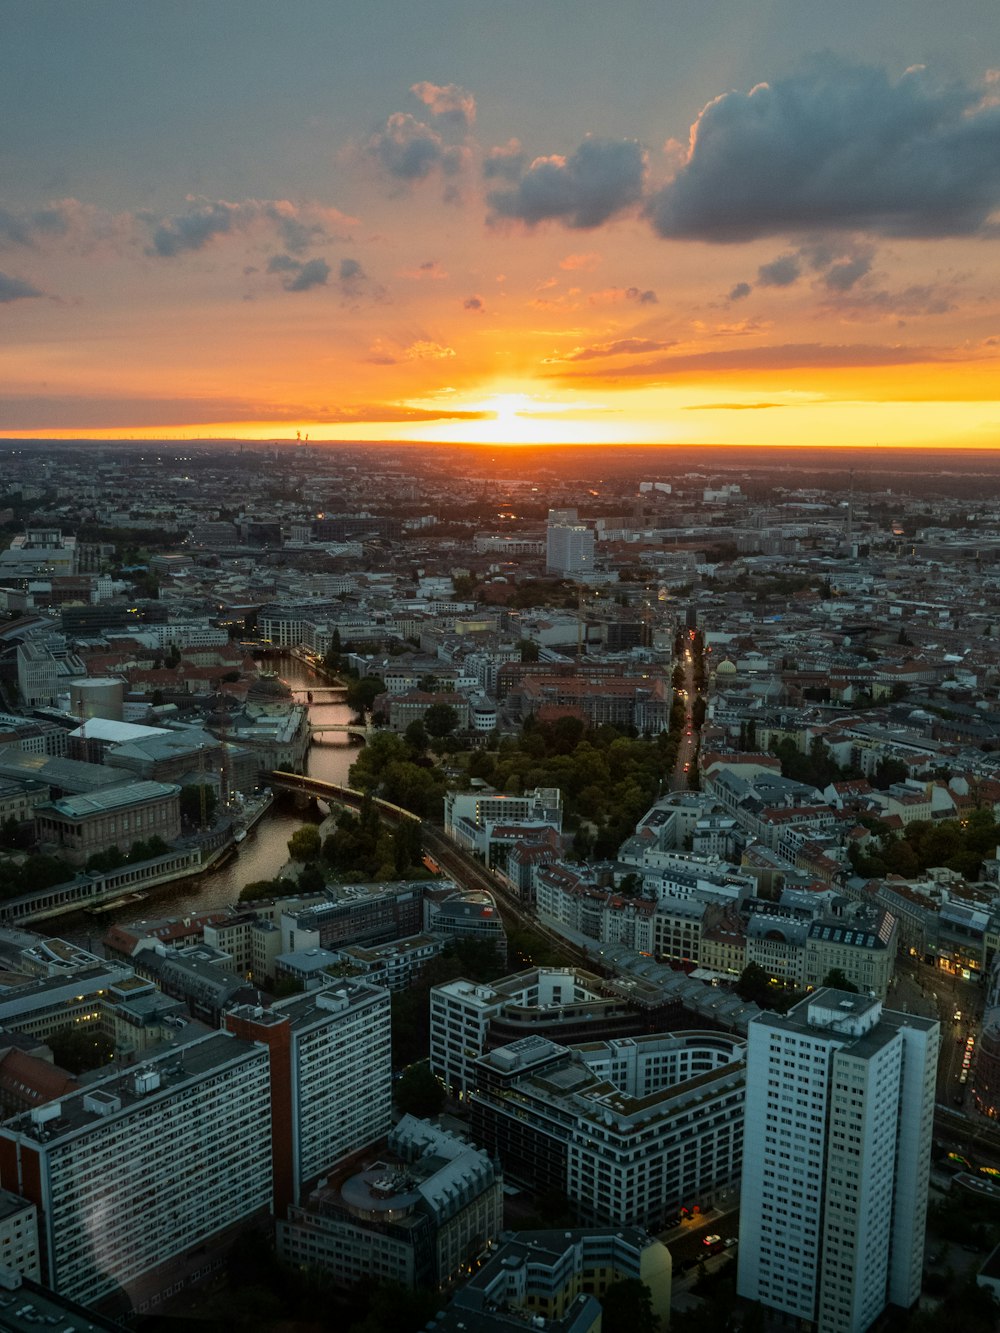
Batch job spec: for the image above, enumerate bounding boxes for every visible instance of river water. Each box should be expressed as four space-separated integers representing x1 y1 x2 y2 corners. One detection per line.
56 656 358 937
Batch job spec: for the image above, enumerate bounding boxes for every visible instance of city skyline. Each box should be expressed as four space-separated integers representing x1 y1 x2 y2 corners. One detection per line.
2 1 1000 450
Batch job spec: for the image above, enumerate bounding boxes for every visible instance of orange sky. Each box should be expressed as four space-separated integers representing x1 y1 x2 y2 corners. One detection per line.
2 3 998 450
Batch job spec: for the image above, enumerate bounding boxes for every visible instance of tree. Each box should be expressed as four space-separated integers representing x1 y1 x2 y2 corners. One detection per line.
393 1061 445 1118
47 1024 115 1074
287 824 322 862
403 719 428 754
345 674 385 716
179 784 218 827
821 969 859 993
296 861 326 894
238 876 294 903
424 702 458 739
600 1278 659 1333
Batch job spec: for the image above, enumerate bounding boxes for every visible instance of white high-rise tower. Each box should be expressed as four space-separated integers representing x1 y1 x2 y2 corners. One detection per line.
737 989 938 1333
545 508 594 576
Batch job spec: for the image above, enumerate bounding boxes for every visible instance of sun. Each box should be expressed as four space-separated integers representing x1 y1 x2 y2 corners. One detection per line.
415 390 616 446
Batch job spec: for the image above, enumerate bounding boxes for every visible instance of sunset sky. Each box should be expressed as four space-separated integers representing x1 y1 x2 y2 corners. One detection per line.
2 0 999 449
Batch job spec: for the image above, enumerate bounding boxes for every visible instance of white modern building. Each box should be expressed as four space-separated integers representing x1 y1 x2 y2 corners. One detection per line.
737 989 939 1333
545 509 595 577
0 1032 273 1313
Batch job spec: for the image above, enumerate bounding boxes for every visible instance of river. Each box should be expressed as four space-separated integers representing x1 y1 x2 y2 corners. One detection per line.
54 655 360 938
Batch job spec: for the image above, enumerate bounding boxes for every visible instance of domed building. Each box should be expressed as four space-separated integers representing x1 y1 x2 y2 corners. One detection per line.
202 672 309 772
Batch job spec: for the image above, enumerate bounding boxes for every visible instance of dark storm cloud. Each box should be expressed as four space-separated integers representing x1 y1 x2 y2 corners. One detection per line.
487 138 646 229
625 286 658 304
463 295 484 311
728 282 752 301
757 254 801 287
647 58 1000 241
366 113 466 181
0 270 43 302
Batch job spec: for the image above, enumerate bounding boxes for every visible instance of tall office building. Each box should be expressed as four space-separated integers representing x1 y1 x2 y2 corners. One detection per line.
545 509 594 577
737 989 938 1333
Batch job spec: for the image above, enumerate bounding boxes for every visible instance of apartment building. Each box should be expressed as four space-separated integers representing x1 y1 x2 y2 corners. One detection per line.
471 1031 746 1231
225 981 392 1216
738 990 938 1333
0 1032 272 1313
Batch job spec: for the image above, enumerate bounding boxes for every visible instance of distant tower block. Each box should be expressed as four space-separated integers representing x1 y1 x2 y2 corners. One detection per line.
546 508 595 577
70 676 125 722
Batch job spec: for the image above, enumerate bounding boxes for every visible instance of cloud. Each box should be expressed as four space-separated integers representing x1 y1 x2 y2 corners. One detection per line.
0 393 490 430
0 198 131 253
728 281 752 301
366 112 467 182
147 197 353 258
546 341 948 380
399 259 448 280
463 295 484 312
559 252 601 271
587 285 658 306
684 401 786 410
544 337 674 363
757 253 801 287
487 137 646 229
483 139 527 181
822 282 957 317
0 271 43 302
647 58 1000 241
823 253 874 291
403 340 456 360
264 254 367 295
410 81 476 128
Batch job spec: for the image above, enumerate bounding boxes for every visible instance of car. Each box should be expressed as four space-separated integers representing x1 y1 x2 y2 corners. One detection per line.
954 1010 962 1021
683 762 690 771
702 1234 722 1247
724 1237 738 1248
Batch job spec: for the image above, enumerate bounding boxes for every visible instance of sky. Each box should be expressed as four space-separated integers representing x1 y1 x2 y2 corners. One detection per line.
2 0 999 450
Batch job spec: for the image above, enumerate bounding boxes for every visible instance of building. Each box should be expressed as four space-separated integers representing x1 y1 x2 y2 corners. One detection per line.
737 989 939 1333
546 510 595 578
33 781 181 866
427 1227 670 1333
472 1029 746 1230
0 1187 40 1281
0 1032 273 1313
224 981 392 1217
431 967 618 1099
277 1115 503 1288
423 887 507 955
